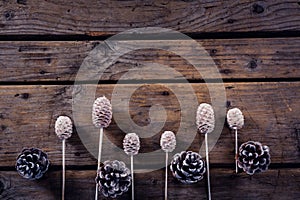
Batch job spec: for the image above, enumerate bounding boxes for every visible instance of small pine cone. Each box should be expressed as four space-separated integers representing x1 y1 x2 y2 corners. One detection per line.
123 133 140 156
227 108 244 129
92 96 112 128
96 160 132 198
196 103 215 134
160 131 176 153
55 116 73 140
237 141 271 175
16 148 50 180
170 151 206 184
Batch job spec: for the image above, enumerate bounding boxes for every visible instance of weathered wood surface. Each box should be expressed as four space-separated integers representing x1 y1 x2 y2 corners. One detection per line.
0 38 300 82
0 0 300 36
0 168 299 200
0 82 299 167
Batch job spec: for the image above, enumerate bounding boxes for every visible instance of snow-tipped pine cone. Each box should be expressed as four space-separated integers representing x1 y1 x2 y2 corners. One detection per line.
96 160 132 198
55 116 73 140
170 151 206 184
227 108 244 129
196 103 215 134
123 133 140 156
92 96 112 128
237 141 271 175
16 148 50 180
160 131 176 152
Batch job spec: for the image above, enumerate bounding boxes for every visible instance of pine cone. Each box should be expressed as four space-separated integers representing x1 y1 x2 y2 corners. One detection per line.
170 151 206 184
96 160 132 198
55 116 73 140
160 131 176 152
196 103 215 134
237 141 271 175
227 108 244 129
123 133 140 156
92 96 112 128
16 148 50 180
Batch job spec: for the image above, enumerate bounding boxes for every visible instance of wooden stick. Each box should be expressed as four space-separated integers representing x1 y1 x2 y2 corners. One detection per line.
131 155 134 200
62 139 65 200
165 152 168 200
235 128 238 173
95 127 103 200
205 134 211 200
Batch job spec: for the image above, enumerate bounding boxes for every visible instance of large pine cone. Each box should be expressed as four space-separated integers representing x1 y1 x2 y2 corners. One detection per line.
16 148 50 180
92 96 112 128
227 108 244 129
170 151 206 184
160 131 176 152
237 141 271 175
123 133 140 156
96 160 132 198
55 116 73 140
196 103 215 134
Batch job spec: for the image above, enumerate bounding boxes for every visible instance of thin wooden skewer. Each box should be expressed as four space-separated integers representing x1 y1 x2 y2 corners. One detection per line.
131 155 134 200
165 152 168 200
205 134 211 200
62 139 65 200
95 127 104 200
234 128 238 173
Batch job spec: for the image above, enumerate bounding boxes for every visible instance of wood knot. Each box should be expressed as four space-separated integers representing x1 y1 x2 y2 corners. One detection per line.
247 59 258 70
227 19 237 24
220 69 232 75
21 93 29 99
210 49 217 56
4 10 14 20
161 91 169 96
252 3 264 14
17 0 27 5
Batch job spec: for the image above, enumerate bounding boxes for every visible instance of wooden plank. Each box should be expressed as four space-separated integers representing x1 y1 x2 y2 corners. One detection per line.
0 0 299 35
0 169 299 199
0 82 299 167
0 38 300 82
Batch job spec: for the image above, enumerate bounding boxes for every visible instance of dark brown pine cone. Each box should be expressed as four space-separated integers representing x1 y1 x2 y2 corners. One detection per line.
95 160 132 198
237 141 271 175
16 148 50 180
170 151 206 184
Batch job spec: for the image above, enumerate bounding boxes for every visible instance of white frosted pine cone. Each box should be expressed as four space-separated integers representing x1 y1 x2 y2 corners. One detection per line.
196 103 215 134
92 96 112 128
227 108 244 129
160 131 176 152
55 116 73 140
123 133 140 156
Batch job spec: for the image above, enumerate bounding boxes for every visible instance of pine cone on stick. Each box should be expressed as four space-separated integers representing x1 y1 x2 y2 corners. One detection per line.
227 108 244 129
96 160 132 198
237 141 271 175
196 103 215 134
16 148 50 180
92 96 112 128
55 116 73 140
170 151 206 184
160 131 176 153
123 133 140 156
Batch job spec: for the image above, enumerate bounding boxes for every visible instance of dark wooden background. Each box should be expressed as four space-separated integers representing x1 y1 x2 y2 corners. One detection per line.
0 0 300 199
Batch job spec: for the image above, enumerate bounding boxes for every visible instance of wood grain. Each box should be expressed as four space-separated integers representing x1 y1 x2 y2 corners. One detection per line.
0 82 299 168
0 38 300 82
0 0 299 35
0 168 299 200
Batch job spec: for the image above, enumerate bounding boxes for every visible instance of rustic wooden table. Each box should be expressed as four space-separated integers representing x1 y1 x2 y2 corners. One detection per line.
0 0 300 199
